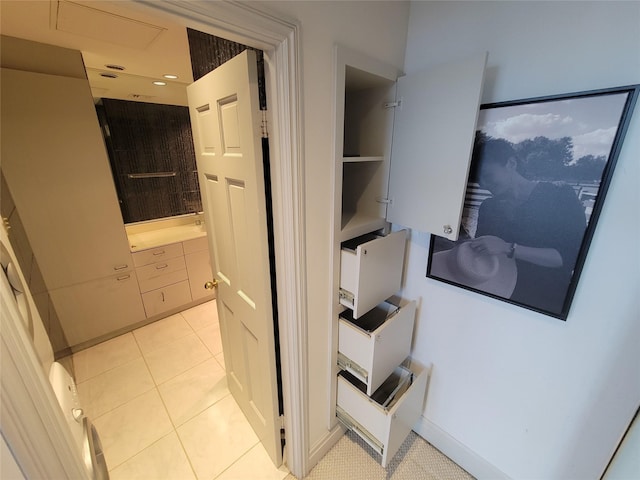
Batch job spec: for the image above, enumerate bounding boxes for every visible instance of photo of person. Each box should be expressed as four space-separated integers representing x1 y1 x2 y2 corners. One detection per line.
427 88 636 318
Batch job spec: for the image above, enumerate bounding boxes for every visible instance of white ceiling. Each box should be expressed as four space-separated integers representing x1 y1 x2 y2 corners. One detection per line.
0 0 194 105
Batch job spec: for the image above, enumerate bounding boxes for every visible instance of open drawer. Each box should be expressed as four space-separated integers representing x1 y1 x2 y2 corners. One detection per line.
336 360 428 467
338 299 415 396
339 230 407 318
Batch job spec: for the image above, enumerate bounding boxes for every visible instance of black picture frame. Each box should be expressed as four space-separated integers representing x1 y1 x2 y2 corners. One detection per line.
426 85 639 320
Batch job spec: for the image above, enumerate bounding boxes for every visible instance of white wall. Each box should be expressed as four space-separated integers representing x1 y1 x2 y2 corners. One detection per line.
403 2 640 479
256 0 410 457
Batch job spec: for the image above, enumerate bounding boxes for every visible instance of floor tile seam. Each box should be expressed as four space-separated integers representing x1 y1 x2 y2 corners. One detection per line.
153 368 231 430
91 385 166 427
103 420 179 474
71 333 143 383
209 438 261 480
74 353 152 387
150 351 219 389
213 354 225 370
80 380 157 420
172 417 217 480
137 328 213 362
133 323 198 357
73 352 146 384
162 387 233 430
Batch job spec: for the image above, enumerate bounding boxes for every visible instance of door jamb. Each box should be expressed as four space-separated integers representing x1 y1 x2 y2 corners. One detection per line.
135 1 309 476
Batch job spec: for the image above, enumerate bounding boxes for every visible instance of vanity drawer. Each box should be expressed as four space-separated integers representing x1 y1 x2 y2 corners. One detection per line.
339 300 415 396
337 360 428 468
141 280 192 317
339 230 407 318
136 256 188 293
132 243 184 267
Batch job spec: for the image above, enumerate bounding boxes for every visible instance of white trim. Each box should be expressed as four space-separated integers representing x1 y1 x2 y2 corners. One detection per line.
135 1 309 476
309 424 346 468
1 263 88 479
414 416 511 480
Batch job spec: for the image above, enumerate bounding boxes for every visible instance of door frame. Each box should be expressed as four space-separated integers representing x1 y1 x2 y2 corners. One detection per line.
136 0 310 476
1 1 310 479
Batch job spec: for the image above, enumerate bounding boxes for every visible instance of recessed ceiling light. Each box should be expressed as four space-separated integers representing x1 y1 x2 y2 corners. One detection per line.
153 81 167 86
163 74 178 79
100 72 118 79
105 64 125 71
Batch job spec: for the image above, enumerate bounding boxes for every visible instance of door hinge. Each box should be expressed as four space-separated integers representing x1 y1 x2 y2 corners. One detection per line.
376 197 392 205
261 109 268 138
383 100 402 109
279 414 285 430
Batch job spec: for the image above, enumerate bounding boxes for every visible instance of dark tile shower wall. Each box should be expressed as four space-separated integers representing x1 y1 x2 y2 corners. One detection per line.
99 99 201 224
187 28 267 109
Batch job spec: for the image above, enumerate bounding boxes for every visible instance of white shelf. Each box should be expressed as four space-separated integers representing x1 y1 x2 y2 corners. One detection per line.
342 156 384 163
340 213 387 242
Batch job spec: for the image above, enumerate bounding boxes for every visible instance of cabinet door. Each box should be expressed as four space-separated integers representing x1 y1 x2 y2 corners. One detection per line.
185 249 215 301
1 68 133 288
49 271 145 348
386 52 487 240
141 280 192 318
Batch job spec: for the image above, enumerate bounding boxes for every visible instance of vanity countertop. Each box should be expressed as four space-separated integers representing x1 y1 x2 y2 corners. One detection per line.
126 216 206 252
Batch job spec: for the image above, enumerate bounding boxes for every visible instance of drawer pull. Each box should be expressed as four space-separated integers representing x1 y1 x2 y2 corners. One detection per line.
116 275 131 281
113 264 128 270
156 264 169 270
153 250 166 256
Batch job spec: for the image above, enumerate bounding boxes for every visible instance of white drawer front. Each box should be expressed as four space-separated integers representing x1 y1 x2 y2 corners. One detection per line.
337 361 428 467
339 300 416 395
136 256 188 293
339 230 407 318
141 280 192 318
132 243 184 267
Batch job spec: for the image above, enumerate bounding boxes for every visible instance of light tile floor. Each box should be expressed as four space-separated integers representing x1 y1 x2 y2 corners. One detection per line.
70 300 289 480
71 300 473 480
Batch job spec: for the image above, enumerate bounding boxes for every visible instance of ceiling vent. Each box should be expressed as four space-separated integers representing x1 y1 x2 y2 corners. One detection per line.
52 0 166 49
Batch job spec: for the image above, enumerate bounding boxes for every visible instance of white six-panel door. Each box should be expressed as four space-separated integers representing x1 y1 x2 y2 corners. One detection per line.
187 50 282 466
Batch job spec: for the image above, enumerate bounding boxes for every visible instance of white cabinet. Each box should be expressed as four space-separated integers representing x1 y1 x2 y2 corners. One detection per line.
334 46 487 242
336 360 428 468
332 46 487 466
338 300 416 396
132 236 214 318
49 271 145 347
1 64 146 351
183 237 215 301
339 230 407 318
141 280 192 318
0 68 135 289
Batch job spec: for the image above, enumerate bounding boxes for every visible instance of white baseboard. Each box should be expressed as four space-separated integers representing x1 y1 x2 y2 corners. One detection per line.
414 416 511 480
307 424 346 474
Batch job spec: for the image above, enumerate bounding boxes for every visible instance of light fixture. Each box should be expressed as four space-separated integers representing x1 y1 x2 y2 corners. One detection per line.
153 81 167 86
163 74 178 79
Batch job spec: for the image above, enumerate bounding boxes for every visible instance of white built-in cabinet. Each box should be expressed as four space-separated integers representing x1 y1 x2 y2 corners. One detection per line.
133 236 214 318
0 66 146 350
332 46 486 466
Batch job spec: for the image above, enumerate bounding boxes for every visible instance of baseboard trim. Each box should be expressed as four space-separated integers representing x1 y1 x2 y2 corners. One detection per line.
307 424 346 474
414 416 511 480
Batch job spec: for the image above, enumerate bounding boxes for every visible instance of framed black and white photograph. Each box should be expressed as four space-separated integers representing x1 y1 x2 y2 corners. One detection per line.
427 85 639 320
